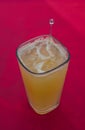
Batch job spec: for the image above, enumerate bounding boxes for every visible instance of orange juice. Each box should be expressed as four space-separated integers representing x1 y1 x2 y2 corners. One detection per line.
16 35 70 114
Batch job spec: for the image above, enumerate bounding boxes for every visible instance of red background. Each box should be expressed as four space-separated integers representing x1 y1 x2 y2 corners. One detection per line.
0 0 85 130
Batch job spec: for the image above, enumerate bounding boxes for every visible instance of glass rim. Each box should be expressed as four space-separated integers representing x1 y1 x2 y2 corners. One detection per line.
16 35 70 75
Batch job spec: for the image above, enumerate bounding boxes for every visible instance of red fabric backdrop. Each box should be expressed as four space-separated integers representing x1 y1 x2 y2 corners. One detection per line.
0 0 85 130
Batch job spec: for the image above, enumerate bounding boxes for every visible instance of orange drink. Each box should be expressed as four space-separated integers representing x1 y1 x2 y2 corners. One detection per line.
16 35 70 114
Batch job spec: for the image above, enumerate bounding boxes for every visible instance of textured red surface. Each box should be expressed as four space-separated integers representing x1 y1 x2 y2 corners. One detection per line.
0 0 85 130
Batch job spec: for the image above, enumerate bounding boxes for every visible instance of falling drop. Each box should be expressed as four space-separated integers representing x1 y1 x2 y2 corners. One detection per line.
49 18 54 36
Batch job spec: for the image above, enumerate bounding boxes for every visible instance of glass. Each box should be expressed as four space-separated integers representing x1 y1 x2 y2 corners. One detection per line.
16 35 70 115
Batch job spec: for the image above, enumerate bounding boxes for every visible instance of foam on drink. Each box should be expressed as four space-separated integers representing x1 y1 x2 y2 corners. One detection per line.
18 36 67 73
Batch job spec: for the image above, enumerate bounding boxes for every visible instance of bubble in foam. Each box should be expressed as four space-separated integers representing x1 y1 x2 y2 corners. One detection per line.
46 43 54 57
34 62 45 73
36 45 50 60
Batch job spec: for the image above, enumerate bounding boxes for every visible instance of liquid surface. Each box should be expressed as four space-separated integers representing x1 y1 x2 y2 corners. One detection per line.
18 36 67 73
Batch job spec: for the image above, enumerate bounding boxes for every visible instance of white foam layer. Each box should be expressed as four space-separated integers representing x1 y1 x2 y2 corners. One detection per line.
19 36 67 73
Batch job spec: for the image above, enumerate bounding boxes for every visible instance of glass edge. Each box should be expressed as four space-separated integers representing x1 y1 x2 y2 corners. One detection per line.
16 35 71 75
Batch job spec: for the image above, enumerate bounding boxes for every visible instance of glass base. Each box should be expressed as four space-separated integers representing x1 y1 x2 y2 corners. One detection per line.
29 103 59 115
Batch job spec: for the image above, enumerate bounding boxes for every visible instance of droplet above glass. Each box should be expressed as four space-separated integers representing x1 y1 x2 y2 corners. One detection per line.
49 19 54 25
49 19 54 36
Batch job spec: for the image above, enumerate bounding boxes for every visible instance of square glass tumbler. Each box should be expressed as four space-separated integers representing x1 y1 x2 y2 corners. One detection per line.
16 35 70 115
